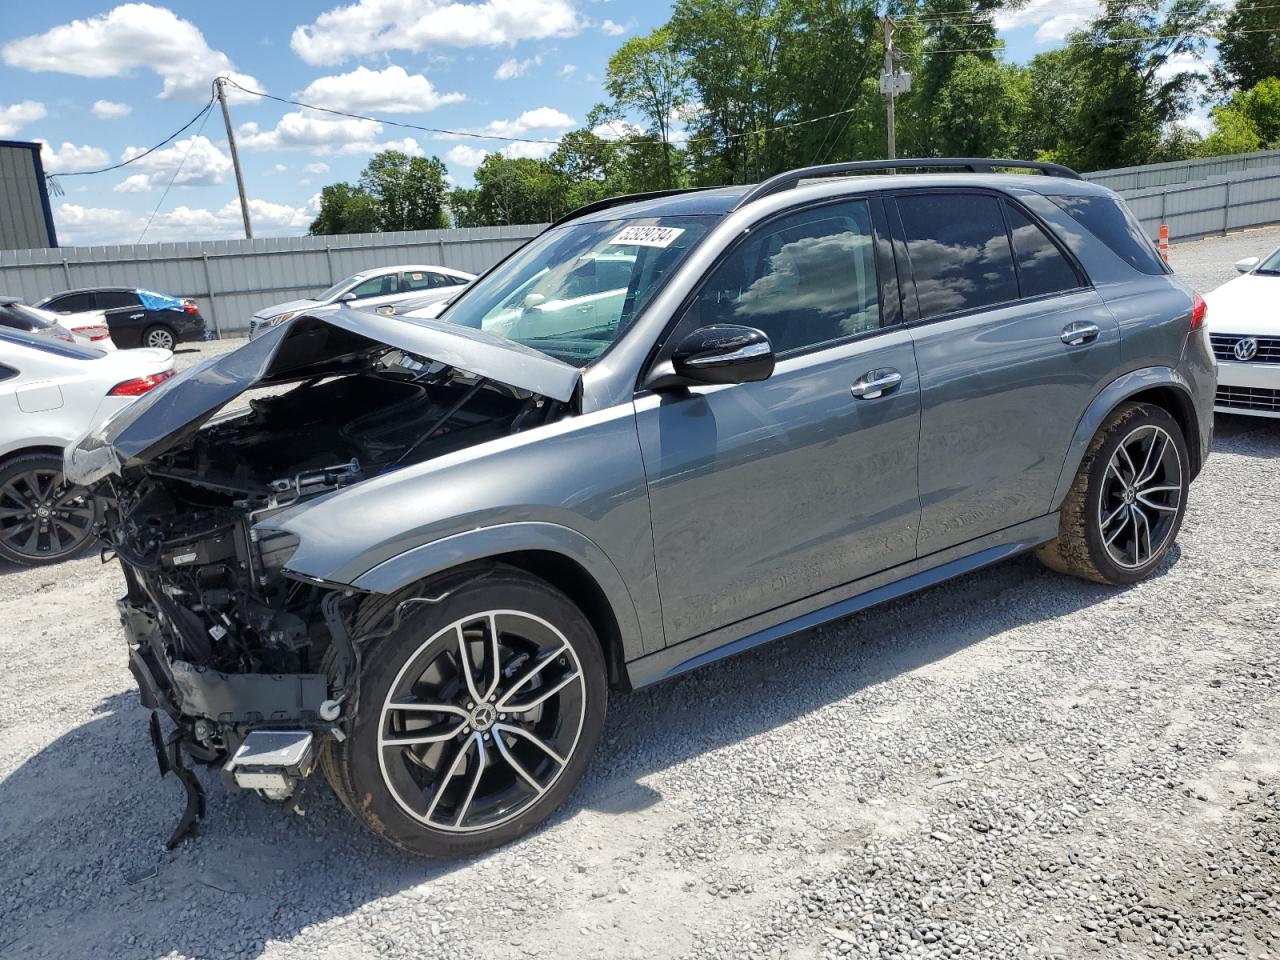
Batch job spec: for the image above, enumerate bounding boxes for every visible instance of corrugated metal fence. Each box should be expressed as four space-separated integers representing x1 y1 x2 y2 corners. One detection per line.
0 224 544 336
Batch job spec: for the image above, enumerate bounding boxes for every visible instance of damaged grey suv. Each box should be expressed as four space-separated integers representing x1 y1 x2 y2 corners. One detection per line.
69 159 1215 857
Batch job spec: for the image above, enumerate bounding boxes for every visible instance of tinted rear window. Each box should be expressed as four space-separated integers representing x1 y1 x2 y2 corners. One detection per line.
1050 195 1168 276
897 192 1019 319
98 290 140 309
1005 202 1082 298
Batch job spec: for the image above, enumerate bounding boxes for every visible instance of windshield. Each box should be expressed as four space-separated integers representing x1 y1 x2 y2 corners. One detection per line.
1256 248 1280 274
317 274 364 301
441 215 716 366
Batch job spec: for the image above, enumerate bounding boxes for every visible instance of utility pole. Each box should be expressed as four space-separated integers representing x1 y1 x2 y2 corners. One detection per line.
883 16 896 161
215 77 253 239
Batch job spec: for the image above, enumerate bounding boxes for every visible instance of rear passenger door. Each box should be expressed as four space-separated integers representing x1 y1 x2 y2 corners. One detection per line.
891 189 1120 555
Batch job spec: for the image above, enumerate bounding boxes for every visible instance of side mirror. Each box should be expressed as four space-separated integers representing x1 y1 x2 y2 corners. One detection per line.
522 293 547 312
1235 256 1260 274
338 291 358 303
648 324 775 390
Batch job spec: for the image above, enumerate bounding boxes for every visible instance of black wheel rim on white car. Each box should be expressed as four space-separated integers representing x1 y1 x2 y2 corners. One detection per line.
0 467 95 561
377 610 587 833
1098 424 1183 569
145 328 175 350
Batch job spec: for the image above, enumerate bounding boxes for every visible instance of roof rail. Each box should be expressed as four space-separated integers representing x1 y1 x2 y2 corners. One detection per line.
733 158 1083 210
549 186 717 228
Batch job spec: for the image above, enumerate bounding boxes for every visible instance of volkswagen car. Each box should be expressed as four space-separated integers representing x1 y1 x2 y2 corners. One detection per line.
1203 248 1280 417
68 159 1215 857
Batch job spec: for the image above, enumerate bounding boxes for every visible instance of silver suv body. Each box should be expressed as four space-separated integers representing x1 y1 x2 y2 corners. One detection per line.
70 161 1215 856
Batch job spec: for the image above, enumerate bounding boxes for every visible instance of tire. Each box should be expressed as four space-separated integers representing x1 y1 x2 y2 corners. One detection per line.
1037 402 1189 585
0 452 98 566
322 565 608 858
142 325 176 351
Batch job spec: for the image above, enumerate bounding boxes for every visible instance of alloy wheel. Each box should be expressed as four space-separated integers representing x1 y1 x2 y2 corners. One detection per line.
145 327 175 350
377 610 587 833
0 468 95 562
1097 424 1183 570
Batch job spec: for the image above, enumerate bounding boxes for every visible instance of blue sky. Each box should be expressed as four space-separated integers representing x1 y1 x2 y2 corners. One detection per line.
0 1 1210 246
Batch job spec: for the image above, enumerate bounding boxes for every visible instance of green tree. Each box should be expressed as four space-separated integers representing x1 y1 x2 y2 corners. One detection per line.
358 151 451 231
1215 0 1280 93
605 27 690 186
308 182 378 235
464 154 568 226
932 55 1032 157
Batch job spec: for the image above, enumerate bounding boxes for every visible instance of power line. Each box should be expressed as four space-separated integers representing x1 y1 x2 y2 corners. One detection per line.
46 95 216 180
137 101 214 243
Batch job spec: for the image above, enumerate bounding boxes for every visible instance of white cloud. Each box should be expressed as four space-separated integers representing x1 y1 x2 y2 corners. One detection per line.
291 0 583 65
55 194 318 245
1 3 263 102
478 106 574 138
297 64 464 113
0 100 46 137
993 0 1101 42
117 135 233 189
495 55 541 80
501 140 558 160
560 64 577 78
600 19 626 36
267 163 288 174
91 99 131 120
114 174 151 193
239 111 382 151
1156 50 1214 84
304 162 330 174
446 144 488 167
39 141 110 173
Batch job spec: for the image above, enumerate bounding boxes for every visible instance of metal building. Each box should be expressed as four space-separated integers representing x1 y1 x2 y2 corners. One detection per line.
0 140 57 251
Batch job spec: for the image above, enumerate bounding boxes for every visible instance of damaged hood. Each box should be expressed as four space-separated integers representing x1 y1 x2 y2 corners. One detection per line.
66 307 581 484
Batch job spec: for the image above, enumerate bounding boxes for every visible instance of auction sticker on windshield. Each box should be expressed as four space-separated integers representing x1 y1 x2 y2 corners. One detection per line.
609 225 685 248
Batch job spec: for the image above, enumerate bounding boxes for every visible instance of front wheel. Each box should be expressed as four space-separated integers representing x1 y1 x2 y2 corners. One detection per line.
0 453 97 566
1037 402 1189 585
323 567 608 857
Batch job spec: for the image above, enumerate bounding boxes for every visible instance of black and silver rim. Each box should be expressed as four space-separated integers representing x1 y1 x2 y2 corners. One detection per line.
377 610 586 833
145 327 175 350
0 467 94 561
1098 424 1182 569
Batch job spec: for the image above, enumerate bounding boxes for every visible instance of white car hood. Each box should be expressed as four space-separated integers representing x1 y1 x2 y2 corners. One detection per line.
1203 273 1280 336
253 297 321 320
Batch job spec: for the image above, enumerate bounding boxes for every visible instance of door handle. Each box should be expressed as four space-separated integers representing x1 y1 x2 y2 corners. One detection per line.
850 368 903 400
1060 321 1100 346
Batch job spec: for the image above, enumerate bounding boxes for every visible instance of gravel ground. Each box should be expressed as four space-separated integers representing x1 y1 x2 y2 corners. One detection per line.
1 234 1277 960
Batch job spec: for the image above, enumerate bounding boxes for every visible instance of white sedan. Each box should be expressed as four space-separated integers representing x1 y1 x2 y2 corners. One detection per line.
1203 249 1280 418
0 328 173 565
249 264 475 338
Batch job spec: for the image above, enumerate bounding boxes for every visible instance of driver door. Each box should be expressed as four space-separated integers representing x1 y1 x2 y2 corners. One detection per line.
634 199 922 644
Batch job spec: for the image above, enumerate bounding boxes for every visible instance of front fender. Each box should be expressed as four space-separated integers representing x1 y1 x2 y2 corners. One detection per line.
1050 366 1197 511
350 521 650 662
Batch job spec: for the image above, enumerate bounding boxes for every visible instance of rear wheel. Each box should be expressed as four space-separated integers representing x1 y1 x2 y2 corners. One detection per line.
142 325 176 351
1037 402 1188 585
323 567 608 857
0 453 97 566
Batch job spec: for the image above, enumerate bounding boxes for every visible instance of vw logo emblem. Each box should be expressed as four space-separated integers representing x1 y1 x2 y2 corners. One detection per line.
1234 337 1259 361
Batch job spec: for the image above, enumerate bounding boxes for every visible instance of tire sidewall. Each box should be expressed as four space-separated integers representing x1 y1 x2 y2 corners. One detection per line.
338 572 608 858
1081 404 1189 585
144 325 176 351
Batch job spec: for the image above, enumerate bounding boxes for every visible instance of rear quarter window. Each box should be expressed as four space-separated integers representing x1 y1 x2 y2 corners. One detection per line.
1049 195 1168 276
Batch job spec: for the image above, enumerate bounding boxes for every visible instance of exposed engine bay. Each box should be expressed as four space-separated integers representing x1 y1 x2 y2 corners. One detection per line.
84 316 573 846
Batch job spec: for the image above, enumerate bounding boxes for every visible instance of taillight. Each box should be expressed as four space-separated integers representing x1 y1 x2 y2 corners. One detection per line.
1190 292 1207 331
183 299 199 314
72 324 112 341
109 369 175 396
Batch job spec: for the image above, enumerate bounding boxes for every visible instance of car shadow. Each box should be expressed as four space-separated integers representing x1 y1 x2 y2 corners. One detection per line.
0 418 1275 958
